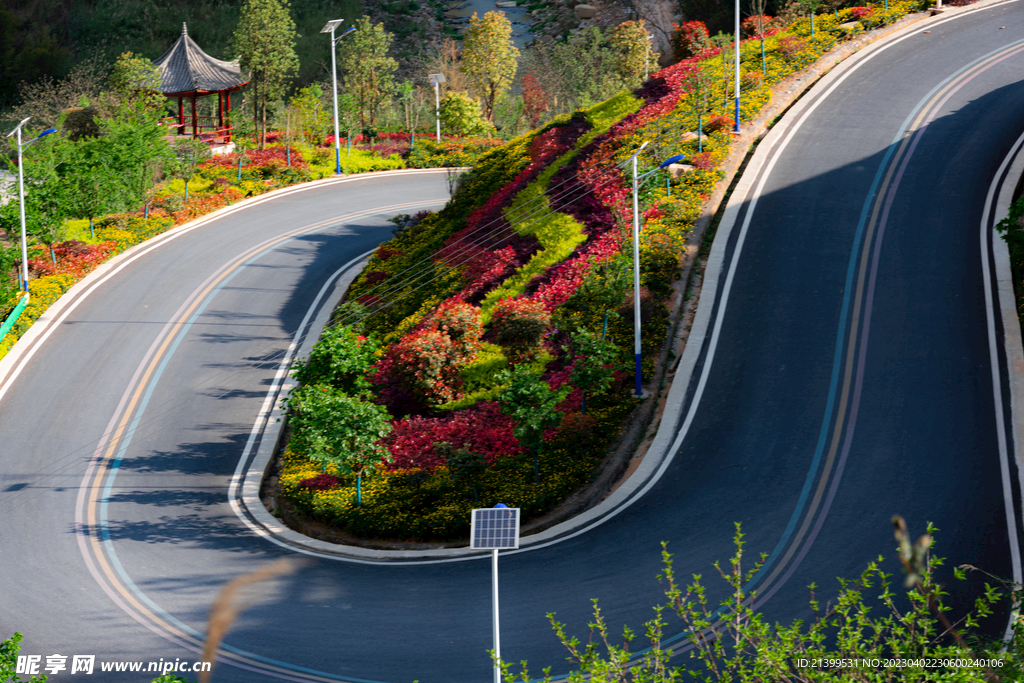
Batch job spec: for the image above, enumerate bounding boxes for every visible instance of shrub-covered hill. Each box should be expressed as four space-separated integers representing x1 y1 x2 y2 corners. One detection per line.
275 1 930 542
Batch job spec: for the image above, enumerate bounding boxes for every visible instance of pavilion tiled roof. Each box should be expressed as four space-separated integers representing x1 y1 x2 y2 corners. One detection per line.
154 23 248 95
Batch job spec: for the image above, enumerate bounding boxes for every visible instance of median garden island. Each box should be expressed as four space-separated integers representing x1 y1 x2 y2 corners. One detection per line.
268 0 935 543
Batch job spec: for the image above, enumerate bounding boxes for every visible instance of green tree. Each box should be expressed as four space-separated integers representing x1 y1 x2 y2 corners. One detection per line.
397 80 416 132
681 63 715 151
0 132 65 263
91 114 173 211
232 0 299 148
337 91 361 152
609 20 659 88
105 51 164 121
59 138 119 231
461 12 519 123
520 27 623 116
290 325 379 394
496 364 569 484
169 138 211 201
288 83 331 144
286 386 393 506
439 92 495 138
338 16 398 128
567 329 616 415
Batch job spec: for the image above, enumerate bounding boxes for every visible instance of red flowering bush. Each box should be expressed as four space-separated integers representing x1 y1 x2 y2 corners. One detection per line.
204 145 306 170
672 20 712 60
426 300 483 363
386 402 523 471
376 329 462 406
704 115 735 133
742 71 764 89
489 297 551 363
742 15 776 37
460 245 523 301
848 6 874 18
531 231 622 312
28 240 119 279
171 187 244 224
543 412 602 452
689 152 716 171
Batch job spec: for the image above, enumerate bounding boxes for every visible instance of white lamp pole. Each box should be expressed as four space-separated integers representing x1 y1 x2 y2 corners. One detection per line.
428 73 446 142
321 21 354 176
6 117 56 296
630 141 648 398
734 0 741 133
628 146 687 398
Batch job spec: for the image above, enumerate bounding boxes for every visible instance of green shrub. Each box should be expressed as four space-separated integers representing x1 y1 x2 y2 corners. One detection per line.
291 325 379 394
439 92 496 138
640 234 681 297
405 137 504 169
339 149 405 174
489 298 551 364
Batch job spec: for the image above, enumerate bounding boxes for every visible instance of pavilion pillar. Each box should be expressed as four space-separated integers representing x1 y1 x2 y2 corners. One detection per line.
226 91 232 143
178 97 184 136
218 92 224 138
191 95 197 138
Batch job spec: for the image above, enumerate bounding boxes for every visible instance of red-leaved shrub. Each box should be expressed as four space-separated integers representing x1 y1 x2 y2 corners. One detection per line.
703 115 735 133
387 402 523 471
672 20 712 60
300 473 341 490
377 329 463 406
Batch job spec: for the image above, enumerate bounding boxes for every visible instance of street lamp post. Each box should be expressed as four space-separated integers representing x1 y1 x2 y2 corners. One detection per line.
6 117 57 296
628 144 686 398
321 20 355 176
428 73 446 142
734 0 741 133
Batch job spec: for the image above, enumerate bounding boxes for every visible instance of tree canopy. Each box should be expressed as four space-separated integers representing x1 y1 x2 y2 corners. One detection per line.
232 0 299 148
461 12 519 123
338 16 398 129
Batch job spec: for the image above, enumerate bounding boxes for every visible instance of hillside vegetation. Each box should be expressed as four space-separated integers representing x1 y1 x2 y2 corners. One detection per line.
0 0 360 111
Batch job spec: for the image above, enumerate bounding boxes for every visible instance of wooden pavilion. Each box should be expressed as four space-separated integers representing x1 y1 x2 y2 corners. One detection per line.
153 23 248 143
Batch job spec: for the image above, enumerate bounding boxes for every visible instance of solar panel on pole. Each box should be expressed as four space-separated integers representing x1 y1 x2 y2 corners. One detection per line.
470 507 520 549
471 506 520 683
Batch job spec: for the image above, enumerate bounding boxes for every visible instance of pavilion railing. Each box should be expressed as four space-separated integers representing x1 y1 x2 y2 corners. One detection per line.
160 116 234 144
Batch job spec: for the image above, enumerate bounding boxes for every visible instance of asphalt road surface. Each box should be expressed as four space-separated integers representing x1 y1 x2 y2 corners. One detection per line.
3 3 1024 680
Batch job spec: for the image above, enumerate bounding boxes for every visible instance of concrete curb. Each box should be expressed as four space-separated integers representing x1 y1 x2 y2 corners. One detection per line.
992 135 1024 550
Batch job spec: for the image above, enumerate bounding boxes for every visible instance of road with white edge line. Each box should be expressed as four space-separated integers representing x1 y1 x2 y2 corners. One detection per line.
3 3 1024 679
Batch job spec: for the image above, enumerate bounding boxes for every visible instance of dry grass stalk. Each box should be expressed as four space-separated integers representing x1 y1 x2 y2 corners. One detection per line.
199 557 303 683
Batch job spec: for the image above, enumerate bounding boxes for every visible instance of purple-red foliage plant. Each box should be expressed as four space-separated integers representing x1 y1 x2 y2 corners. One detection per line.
386 402 523 471
299 473 342 490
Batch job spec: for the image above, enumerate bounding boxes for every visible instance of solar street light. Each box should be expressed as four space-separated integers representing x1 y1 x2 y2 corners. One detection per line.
323 20 355 175
471 505 520 683
6 118 57 297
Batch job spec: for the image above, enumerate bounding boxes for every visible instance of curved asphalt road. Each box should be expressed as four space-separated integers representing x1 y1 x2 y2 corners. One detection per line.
4 3 1024 680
